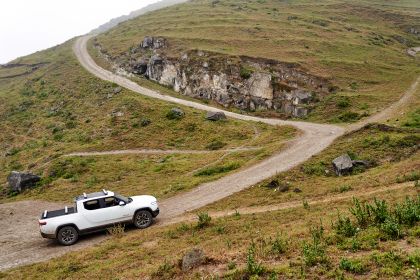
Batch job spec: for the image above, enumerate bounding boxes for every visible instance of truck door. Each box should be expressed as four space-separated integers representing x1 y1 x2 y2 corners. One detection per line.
82 197 131 226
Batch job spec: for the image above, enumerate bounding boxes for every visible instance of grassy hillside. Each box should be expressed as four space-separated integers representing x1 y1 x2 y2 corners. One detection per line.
94 0 420 122
2 183 418 279
0 0 419 278
0 40 294 202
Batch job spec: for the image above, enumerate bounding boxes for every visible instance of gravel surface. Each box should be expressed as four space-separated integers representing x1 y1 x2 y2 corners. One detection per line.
0 37 416 271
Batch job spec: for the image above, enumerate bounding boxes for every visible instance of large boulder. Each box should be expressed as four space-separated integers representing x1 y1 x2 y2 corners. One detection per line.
140 36 166 49
206 111 226 121
182 248 205 271
7 171 41 193
332 154 353 176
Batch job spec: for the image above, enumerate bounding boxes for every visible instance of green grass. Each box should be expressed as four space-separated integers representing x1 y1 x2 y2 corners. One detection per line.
94 0 420 123
2 188 418 279
201 124 420 211
0 40 295 202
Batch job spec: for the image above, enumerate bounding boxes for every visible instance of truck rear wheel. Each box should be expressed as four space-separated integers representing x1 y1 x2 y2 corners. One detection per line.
133 210 153 229
57 226 79 246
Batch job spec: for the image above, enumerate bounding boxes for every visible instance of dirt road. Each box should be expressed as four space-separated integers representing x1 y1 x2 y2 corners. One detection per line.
0 182 414 270
0 37 417 271
64 147 260 157
73 35 344 220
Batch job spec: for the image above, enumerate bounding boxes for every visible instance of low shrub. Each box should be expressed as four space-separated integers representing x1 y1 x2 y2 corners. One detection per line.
240 67 253 79
393 197 420 226
350 198 372 228
333 214 358 237
270 233 288 255
196 212 211 229
380 218 402 240
338 111 361 122
302 225 328 266
194 162 240 176
339 258 366 274
246 242 265 276
206 140 226 150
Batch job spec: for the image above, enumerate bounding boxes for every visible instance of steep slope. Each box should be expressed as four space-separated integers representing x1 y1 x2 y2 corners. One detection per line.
93 0 420 121
0 40 292 202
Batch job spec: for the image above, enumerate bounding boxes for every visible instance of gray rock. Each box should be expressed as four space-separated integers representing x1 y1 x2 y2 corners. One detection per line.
7 171 41 193
113 87 122 94
332 154 353 176
293 107 309 118
182 248 205 271
140 36 166 49
153 37 166 49
206 111 226 121
141 36 154 48
265 180 279 189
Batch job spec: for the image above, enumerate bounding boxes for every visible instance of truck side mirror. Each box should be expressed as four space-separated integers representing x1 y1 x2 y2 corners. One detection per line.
119 201 126 206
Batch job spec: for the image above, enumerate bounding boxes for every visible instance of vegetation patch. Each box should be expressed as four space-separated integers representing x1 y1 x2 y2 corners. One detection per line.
194 162 240 176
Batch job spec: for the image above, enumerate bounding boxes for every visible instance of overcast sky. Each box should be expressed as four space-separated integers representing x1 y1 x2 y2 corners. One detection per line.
0 0 160 63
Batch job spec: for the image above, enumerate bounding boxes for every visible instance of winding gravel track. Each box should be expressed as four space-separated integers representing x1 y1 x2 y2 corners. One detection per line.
64 147 260 157
0 38 417 271
73 35 345 220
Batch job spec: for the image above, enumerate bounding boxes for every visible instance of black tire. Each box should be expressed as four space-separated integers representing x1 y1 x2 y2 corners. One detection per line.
133 210 153 229
57 226 79 246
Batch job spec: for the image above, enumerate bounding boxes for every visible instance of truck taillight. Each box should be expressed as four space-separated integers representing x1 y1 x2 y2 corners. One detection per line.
39 221 47 226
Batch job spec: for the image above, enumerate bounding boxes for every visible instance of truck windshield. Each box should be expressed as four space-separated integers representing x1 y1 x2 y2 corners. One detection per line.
115 193 131 203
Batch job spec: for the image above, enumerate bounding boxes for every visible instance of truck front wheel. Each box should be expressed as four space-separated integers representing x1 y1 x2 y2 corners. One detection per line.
133 210 153 229
57 226 79 246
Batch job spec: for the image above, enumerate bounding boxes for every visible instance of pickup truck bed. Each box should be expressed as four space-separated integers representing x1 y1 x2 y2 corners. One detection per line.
40 207 76 219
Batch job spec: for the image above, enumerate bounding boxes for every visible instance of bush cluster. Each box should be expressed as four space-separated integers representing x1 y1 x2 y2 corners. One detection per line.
334 197 420 240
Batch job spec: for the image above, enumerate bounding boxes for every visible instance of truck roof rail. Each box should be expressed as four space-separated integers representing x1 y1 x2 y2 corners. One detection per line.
102 189 108 195
43 210 48 218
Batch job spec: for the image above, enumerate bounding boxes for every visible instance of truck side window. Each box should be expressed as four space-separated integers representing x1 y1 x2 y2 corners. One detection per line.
84 199 100 210
103 197 118 208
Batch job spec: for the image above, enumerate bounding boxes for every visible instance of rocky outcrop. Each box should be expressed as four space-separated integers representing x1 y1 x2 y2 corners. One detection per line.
103 36 335 118
206 111 226 121
7 171 41 193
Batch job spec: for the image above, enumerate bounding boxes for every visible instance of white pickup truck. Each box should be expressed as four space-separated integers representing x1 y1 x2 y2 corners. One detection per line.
39 190 159 245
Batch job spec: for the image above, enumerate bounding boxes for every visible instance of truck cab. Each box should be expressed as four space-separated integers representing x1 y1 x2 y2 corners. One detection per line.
39 190 159 245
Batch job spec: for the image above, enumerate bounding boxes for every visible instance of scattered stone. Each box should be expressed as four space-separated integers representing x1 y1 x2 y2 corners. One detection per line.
140 36 166 49
293 188 302 193
182 248 205 271
332 154 353 176
140 118 152 127
166 108 185 120
265 180 279 189
111 111 124 117
7 171 41 193
276 184 290 192
206 111 226 121
113 87 122 94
